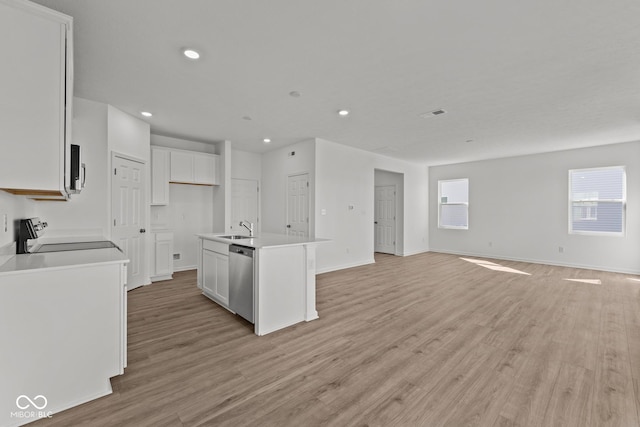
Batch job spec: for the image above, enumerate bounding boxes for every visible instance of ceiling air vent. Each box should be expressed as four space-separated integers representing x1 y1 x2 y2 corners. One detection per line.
420 109 447 118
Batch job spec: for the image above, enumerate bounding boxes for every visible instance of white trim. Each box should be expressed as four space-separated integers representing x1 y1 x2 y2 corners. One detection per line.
400 248 431 257
174 265 196 272
429 248 640 276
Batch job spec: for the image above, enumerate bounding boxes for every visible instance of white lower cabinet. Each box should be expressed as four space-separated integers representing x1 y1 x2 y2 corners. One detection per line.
200 240 229 308
151 231 173 282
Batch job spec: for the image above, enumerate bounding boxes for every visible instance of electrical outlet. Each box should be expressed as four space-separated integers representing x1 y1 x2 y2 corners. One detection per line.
3 214 7 233
173 253 180 260
558 246 564 253
488 241 493 247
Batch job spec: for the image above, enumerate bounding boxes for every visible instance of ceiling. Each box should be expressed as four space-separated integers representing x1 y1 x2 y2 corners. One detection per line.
33 0 640 165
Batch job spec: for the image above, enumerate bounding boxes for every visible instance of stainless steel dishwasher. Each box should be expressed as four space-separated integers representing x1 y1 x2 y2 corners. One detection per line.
229 244 255 323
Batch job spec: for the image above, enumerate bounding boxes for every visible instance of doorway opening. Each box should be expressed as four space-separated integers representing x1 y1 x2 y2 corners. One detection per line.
374 169 404 256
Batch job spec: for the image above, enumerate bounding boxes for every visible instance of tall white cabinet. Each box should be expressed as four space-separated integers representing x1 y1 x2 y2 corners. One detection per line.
0 0 73 199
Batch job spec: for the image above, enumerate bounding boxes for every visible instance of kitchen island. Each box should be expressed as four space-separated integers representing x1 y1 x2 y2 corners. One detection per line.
196 233 326 336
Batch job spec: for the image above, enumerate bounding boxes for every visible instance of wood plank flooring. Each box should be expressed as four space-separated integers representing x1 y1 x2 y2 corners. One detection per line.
33 252 640 426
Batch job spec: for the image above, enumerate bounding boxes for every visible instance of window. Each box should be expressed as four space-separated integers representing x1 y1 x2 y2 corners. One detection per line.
569 166 626 235
438 179 468 229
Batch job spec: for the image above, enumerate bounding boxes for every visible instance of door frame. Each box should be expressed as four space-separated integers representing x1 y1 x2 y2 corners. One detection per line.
110 151 149 288
286 172 310 236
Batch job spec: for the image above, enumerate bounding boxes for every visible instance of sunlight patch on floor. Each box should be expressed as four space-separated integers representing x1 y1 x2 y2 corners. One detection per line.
627 278 640 282
564 278 602 285
460 257 531 275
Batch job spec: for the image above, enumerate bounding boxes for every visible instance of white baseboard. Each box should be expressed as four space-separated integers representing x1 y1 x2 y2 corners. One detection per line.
173 265 196 272
429 248 640 276
400 248 430 257
316 258 375 275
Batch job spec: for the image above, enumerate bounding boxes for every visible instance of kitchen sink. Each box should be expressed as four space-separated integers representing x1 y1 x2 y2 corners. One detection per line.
218 235 251 240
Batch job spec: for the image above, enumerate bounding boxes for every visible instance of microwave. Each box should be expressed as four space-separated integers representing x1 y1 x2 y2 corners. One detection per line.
67 144 85 194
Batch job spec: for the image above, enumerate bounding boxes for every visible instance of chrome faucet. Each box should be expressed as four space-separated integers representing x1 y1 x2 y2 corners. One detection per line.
239 220 254 237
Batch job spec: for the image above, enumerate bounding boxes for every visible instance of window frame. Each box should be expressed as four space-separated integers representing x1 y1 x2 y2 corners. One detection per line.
568 165 626 237
438 178 469 230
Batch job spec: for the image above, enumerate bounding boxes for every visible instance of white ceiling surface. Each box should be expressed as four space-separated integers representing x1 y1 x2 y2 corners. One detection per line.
33 0 640 165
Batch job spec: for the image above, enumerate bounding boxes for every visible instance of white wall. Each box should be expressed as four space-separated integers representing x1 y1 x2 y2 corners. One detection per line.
261 139 316 235
36 97 109 237
429 141 640 274
231 149 262 181
315 138 429 273
150 134 218 154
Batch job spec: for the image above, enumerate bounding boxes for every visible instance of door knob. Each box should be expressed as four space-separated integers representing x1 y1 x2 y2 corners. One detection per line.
140 228 146 233
374 221 378 224
286 224 291 228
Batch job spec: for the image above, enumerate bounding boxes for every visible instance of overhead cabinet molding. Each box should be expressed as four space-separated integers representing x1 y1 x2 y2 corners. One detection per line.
0 0 73 200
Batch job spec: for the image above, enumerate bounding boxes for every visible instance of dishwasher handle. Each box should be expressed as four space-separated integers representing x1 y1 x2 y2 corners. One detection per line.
230 245 254 257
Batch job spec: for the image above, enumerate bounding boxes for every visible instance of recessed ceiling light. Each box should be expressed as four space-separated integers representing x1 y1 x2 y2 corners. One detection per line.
289 91 301 98
263 138 271 143
141 111 152 117
183 49 200 60
338 109 350 116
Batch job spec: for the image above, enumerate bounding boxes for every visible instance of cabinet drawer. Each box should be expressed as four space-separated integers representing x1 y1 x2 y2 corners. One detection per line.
203 239 229 255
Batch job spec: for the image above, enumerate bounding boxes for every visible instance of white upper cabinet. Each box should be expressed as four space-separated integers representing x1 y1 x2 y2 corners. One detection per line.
169 149 219 186
194 153 216 184
0 0 73 199
150 147 170 205
169 150 194 184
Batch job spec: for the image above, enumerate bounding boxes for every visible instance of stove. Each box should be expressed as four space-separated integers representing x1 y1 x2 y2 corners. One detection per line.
17 218 120 254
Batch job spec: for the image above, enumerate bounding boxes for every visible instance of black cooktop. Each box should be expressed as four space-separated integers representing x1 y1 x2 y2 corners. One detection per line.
32 241 119 253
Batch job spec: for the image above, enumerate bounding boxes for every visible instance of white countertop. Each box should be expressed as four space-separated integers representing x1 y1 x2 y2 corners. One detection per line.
197 232 328 249
0 248 129 277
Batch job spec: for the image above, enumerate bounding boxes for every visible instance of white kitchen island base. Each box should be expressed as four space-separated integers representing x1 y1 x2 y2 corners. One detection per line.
197 233 325 336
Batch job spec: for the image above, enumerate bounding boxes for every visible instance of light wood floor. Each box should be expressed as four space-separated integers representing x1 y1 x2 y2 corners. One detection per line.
34 252 640 426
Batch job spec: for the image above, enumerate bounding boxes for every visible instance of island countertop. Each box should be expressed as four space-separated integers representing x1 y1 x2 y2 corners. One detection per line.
196 232 328 249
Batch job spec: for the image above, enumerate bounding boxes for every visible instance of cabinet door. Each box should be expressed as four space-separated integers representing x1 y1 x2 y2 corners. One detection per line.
0 1 69 194
170 151 194 183
202 249 218 296
215 252 229 304
193 153 215 185
151 148 170 205
155 239 172 276
202 249 229 307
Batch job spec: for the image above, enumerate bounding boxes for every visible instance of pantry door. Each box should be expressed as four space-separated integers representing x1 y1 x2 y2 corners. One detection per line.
111 153 147 290
286 173 309 237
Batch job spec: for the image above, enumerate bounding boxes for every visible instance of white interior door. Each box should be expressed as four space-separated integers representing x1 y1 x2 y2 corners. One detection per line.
375 185 396 254
286 173 309 237
112 154 146 290
230 179 259 235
